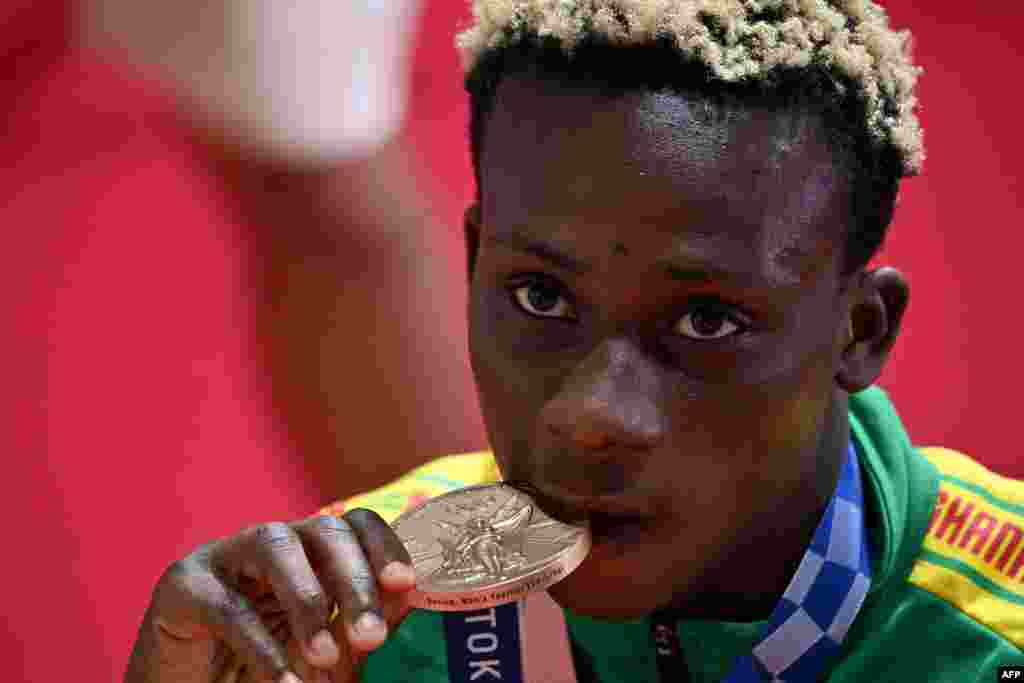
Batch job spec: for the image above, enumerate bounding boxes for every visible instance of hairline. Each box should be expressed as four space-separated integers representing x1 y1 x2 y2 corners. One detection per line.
466 50 888 276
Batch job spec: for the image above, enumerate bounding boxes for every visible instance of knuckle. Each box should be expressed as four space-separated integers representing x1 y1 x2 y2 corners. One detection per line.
213 592 257 625
310 513 357 540
346 570 378 599
342 507 382 527
160 539 217 583
296 587 331 615
251 522 299 552
159 558 193 585
156 557 212 601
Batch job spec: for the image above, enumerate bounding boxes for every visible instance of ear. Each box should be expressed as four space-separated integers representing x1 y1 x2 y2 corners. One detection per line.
464 202 482 282
836 267 910 393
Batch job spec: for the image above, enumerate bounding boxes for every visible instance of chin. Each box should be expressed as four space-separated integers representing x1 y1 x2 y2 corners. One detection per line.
544 558 667 620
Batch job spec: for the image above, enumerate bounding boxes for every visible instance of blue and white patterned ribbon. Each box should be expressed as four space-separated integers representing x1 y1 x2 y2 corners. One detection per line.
723 441 872 682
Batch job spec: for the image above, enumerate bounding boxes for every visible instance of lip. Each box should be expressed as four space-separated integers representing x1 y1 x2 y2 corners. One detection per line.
526 483 657 523
586 512 655 551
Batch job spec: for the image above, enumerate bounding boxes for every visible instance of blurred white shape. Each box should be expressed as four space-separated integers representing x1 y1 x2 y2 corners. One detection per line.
81 0 422 163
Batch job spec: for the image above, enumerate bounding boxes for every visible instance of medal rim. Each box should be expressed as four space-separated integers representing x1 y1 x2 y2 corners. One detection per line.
391 482 592 612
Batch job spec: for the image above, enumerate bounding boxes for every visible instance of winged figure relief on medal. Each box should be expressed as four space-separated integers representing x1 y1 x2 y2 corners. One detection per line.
396 486 586 588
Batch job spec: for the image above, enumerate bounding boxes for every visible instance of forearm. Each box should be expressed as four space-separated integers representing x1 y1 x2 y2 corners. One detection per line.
205 138 481 501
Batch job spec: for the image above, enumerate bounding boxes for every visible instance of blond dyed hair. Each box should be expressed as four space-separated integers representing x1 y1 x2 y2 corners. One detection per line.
457 0 924 176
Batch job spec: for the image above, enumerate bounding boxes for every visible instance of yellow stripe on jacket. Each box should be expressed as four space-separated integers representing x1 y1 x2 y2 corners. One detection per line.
910 447 1024 648
319 451 501 523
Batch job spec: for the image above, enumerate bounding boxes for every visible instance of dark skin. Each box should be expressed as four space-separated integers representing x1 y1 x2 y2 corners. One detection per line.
126 74 908 681
466 75 908 620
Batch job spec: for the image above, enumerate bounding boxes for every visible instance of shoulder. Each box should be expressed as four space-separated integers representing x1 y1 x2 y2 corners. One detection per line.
319 450 500 522
907 446 1024 650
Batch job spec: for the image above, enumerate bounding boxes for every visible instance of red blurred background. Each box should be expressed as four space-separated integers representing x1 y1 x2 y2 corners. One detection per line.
5 0 1023 679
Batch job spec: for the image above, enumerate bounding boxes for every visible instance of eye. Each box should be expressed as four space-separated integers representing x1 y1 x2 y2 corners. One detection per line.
510 279 576 320
675 305 746 340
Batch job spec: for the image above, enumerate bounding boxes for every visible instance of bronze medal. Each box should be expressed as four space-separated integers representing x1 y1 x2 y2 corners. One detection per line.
392 483 591 612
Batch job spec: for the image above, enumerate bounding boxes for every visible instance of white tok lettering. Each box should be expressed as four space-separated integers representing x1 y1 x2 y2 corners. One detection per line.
469 660 502 680
464 608 497 628
464 609 502 679
468 632 498 654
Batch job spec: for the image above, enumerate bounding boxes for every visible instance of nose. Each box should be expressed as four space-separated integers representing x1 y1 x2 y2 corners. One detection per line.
539 337 666 453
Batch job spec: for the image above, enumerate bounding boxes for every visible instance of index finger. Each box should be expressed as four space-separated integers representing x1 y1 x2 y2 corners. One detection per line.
342 509 418 637
343 508 415 591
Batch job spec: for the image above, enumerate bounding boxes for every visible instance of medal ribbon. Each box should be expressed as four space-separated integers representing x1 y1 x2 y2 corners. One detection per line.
444 602 525 683
445 441 871 683
652 441 872 682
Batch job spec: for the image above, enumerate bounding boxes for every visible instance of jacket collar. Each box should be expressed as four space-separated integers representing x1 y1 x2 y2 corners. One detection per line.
848 386 939 600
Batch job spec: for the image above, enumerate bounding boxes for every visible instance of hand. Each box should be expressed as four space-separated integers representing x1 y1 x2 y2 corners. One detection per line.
125 509 417 683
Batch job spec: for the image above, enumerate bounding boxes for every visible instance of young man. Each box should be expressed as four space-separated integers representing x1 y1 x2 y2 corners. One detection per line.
126 1 1024 682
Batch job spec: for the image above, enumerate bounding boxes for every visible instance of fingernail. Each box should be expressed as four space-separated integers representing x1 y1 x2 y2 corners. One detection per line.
380 561 416 586
353 611 387 641
309 629 339 661
278 673 303 683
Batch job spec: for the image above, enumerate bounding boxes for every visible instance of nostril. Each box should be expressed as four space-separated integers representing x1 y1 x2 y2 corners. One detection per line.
542 458 631 499
543 396 664 452
572 414 615 450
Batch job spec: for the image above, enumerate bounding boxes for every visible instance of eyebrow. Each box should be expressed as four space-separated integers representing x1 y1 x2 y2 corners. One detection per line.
657 261 729 284
486 232 592 275
487 231 763 288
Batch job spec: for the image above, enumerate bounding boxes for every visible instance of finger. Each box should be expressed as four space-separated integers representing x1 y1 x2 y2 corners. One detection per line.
342 509 417 635
321 576 414 683
292 513 390 655
213 522 337 671
285 635 333 683
156 559 297 683
342 508 416 595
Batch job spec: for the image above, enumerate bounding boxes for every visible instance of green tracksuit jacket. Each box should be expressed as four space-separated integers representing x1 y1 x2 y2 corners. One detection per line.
323 387 1024 681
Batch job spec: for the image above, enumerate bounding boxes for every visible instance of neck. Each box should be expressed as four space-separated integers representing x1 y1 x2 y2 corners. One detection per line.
667 393 851 622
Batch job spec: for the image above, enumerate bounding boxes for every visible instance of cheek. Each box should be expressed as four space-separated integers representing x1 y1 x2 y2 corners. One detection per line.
468 293 545 468
469 285 576 404
744 313 840 445
469 299 532 404
735 348 837 511
755 347 836 457
659 341 835 499
779 323 840 432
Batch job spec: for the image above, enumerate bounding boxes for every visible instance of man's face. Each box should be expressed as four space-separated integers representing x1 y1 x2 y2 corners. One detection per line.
468 76 856 618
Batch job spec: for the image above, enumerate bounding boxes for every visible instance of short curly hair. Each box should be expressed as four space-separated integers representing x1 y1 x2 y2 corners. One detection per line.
457 0 925 274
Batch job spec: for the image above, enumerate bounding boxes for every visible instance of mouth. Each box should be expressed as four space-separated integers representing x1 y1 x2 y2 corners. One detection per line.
586 510 656 549
503 479 657 544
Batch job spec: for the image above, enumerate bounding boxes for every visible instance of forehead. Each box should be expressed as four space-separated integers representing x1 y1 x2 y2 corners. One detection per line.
479 76 850 284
